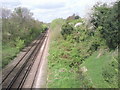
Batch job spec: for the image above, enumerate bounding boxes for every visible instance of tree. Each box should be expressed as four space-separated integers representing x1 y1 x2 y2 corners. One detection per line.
75 15 80 19
61 23 74 39
90 1 119 49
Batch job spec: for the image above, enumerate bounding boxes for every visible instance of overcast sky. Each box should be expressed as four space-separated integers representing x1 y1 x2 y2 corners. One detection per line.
1 0 117 23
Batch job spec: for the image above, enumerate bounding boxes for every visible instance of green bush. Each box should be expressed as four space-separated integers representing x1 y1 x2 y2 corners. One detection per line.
2 46 19 68
90 1 119 50
15 37 25 50
61 23 74 39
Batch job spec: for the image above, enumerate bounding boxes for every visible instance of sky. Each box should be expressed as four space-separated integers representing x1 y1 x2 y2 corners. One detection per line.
1 0 117 23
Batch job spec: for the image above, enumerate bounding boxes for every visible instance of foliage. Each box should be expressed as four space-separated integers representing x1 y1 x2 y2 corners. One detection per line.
15 37 25 50
102 52 118 87
50 18 65 31
42 24 48 31
81 50 118 88
2 46 19 68
48 40 87 88
75 15 80 19
66 14 80 21
2 7 47 68
50 18 65 40
90 2 119 49
48 17 96 87
61 23 74 39
48 1 118 88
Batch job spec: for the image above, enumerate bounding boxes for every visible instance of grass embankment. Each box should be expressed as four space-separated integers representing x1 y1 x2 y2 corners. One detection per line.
81 50 118 88
48 40 82 88
2 45 19 68
47 18 118 88
2 26 47 68
2 31 41 68
48 19 81 88
48 39 118 88
47 18 86 88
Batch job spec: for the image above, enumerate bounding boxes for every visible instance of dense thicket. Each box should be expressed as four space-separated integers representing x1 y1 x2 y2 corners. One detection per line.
61 1 119 50
61 23 73 39
90 1 119 49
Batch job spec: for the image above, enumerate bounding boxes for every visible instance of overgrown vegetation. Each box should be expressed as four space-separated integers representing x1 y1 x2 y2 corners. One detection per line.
90 1 119 49
47 1 118 88
2 7 47 68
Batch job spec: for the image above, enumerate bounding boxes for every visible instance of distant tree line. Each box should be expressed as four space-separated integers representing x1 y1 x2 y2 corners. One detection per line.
1 7 47 48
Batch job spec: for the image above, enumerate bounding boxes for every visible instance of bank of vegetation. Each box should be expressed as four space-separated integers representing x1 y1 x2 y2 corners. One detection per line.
47 1 119 88
1 7 47 68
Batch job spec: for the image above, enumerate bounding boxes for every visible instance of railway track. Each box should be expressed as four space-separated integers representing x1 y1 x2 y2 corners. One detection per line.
1 30 48 89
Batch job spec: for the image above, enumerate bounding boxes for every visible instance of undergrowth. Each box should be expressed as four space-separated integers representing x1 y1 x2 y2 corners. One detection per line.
47 16 118 88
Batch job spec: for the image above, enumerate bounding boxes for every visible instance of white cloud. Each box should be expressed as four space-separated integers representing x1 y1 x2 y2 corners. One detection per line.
1 0 117 23
1 0 21 9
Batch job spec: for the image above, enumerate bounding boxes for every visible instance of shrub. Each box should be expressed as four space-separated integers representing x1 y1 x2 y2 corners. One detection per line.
61 23 74 39
90 2 119 50
15 37 25 50
102 58 118 87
